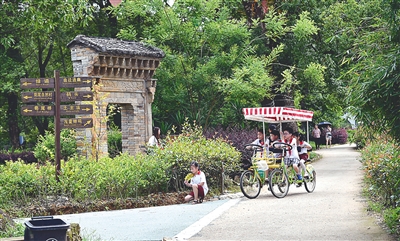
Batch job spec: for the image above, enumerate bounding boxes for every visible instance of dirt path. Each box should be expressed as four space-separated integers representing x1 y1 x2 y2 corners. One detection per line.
189 144 396 240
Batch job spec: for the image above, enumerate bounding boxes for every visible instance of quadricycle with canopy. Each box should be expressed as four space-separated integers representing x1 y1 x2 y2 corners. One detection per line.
240 107 317 199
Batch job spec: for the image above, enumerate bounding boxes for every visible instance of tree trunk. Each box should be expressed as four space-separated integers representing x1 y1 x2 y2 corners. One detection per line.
32 38 54 135
31 117 48 137
7 92 20 150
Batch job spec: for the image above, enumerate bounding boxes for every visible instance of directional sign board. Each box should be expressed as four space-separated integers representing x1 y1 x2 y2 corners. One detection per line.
60 91 93 102
61 118 93 129
20 78 55 89
60 105 93 115
20 77 96 89
22 91 93 103
21 105 54 116
21 91 54 103
21 104 93 116
60 77 94 88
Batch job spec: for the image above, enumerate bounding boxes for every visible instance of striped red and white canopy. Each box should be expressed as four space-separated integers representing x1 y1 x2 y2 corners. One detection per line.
242 107 314 123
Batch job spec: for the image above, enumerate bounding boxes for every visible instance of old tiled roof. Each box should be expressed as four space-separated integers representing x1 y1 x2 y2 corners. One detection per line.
67 35 165 58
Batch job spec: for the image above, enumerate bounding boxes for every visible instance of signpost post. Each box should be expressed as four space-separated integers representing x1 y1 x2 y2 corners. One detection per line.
21 70 96 181
55 70 61 179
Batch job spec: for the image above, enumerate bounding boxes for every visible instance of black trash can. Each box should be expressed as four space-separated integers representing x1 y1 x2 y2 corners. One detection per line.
24 216 70 241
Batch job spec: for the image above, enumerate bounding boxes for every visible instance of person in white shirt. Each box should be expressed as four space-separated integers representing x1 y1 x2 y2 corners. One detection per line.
246 129 265 149
184 161 208 204
282 127 302 181
294 132 312 175
266 130 283 159
148 126 161 147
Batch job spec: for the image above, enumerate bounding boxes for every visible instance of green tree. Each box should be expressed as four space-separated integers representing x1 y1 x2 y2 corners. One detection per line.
321 0 400 139
114 0 328 130
0 0 93 148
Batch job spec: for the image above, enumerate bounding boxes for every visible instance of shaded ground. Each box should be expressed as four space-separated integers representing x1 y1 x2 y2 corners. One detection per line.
11 192 191 217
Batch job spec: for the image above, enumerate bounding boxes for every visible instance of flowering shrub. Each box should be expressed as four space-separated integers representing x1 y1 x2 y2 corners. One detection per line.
349 126 369 149
319 127 349 145
331 128 348 144
204 126 257 169
360 138 400 207
360 137 400 235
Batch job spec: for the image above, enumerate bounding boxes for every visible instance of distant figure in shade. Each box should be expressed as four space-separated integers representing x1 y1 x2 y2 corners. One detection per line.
148 126 161 147
325 125 332 148
312 124 321 150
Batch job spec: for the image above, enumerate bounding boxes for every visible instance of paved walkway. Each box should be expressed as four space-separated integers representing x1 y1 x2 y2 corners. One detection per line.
189 144 396 240
18 144 396 241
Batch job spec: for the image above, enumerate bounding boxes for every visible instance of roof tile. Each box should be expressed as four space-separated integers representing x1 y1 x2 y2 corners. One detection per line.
67 35 165 58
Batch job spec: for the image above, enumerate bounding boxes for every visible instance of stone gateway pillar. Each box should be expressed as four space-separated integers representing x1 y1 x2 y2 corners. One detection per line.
67 35 165 157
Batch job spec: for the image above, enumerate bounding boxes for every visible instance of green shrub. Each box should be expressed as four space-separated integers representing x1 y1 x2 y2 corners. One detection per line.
59 153 170 201
0 222 24 238
383 207 400 235
360 136 400 235
349 126 369 149
33 129 77 163
107 124 122 158
0 121 241 212
361 138 400 207
0 161 56 206
151 121 241 193
347 129 355 143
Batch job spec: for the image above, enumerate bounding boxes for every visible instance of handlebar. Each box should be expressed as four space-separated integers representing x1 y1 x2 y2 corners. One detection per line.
244 144 264 150
272 142 293 151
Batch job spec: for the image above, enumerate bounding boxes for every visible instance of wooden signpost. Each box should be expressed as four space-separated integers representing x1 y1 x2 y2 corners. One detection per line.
20 70 97 181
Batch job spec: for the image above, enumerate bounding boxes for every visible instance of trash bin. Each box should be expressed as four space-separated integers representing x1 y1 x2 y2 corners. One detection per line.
24 216 70 241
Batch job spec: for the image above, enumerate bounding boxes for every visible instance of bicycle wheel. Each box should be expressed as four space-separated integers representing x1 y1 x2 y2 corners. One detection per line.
268 168 289 198
240 170 261 199
304 169 316 193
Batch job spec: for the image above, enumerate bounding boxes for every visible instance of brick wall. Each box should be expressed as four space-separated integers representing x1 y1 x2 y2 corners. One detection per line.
69 46 161 157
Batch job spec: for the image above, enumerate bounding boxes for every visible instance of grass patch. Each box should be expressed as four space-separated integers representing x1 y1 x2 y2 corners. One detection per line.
0 222 24 238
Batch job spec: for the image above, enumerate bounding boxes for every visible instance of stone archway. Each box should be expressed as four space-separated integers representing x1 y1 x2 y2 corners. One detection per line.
67 35 165 157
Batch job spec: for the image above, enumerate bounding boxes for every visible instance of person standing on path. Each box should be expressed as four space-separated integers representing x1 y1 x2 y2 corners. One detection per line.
325 125 332 148
312 124 321 150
